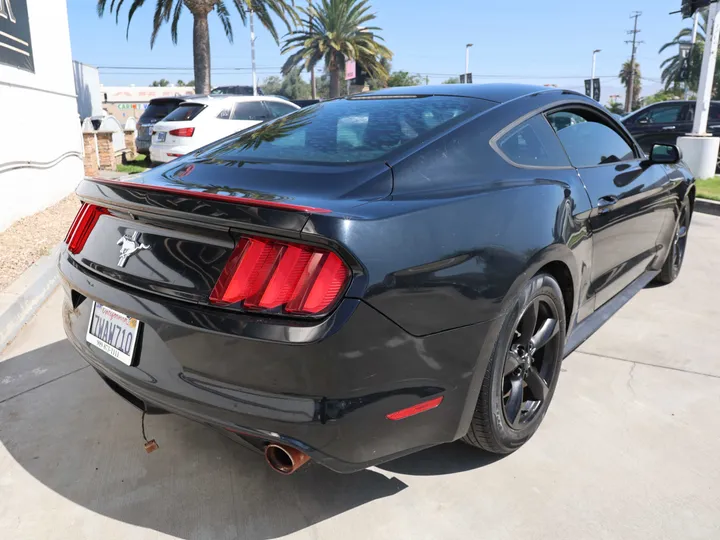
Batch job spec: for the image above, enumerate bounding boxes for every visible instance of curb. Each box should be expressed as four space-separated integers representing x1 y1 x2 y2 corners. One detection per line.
0 244 62 355
696 198 720 217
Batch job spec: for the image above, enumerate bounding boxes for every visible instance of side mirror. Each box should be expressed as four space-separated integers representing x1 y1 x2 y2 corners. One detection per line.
649 143 682 164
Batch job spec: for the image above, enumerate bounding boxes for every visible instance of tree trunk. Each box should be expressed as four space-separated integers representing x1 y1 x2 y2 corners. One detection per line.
330 68 341 98
193 12 211 94
311 68 317 99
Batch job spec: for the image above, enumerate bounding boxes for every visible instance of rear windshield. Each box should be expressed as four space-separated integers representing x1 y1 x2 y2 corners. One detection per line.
139 101 182 122
200 95 489 164
162 103 206 122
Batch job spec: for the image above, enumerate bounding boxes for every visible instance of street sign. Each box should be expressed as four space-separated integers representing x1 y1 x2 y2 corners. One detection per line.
345 58 356 80
679 41 693 58
584 78 601 101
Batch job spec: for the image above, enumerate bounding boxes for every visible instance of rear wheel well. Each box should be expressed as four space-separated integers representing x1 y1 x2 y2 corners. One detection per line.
688 186 696 215
535 261 574 330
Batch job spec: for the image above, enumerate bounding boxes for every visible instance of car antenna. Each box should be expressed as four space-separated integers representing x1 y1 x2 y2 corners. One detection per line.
141 410 159 454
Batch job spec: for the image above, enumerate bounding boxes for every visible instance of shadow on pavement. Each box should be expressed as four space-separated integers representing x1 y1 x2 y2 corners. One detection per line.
0 340 411 539
381 440 504 476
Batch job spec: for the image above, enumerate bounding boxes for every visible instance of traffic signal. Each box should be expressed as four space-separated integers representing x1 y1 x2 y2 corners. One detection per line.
681 0 713 19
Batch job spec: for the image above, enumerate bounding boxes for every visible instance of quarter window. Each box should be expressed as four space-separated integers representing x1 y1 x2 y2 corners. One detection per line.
496 115 570 167
265 101 299 118
547 110 634 167
231 102 269 121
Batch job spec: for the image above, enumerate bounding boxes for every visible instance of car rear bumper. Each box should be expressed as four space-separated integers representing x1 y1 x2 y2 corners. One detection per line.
149 144 190 163
59 251 502 472
136 137 151 154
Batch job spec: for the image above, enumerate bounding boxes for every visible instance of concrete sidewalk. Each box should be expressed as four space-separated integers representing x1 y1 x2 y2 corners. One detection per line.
1 215 719 540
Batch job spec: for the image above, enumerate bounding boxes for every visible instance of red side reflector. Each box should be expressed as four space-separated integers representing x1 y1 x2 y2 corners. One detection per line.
167 153 184 157
386 397 444 421
210 235 350 316
169 127 195 137
64 203 108 254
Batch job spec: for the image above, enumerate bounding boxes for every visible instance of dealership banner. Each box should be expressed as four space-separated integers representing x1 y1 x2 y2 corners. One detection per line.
0 0 34 72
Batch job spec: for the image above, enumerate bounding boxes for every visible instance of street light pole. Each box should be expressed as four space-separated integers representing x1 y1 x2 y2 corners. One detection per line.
686 11 700 100
249 9 258 96
591 49 601 100
465 43 473 83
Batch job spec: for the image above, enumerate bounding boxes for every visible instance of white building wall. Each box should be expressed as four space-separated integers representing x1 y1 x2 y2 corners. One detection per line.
0 0 83 232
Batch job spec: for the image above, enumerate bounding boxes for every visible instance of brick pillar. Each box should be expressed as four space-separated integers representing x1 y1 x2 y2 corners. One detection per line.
124 129 136 161
82 132 99 177
96 131 117 171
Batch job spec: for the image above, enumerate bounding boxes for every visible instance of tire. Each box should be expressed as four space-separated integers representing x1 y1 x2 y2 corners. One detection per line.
463 273 566 454
655 203 691 285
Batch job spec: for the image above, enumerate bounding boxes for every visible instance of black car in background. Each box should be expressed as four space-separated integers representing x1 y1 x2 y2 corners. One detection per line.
61 84 694 475
623 99 720 154
135 97 189 156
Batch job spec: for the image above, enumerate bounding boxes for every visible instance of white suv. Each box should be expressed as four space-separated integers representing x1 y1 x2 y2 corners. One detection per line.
149 95 299 164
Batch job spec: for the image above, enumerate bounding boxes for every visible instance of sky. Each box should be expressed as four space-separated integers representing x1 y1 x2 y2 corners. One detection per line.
67 0 692 103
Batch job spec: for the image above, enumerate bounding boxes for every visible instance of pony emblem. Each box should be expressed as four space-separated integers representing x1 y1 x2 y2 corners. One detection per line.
117 231 150 267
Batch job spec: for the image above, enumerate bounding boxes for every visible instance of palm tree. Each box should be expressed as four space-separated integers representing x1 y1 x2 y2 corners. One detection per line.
619 60 642 112
659 9 707 91
280 0 392 98
97 0 298 95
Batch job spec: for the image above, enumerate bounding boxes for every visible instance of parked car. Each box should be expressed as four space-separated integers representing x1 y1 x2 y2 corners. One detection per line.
210 85 264 96
623 100 720 168
60 84 694 475
135 97 191 156
149 95 299 164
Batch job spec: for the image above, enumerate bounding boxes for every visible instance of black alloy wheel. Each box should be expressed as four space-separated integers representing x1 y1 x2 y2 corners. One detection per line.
501 297 561 429
464 274 566 454
656 204 691 285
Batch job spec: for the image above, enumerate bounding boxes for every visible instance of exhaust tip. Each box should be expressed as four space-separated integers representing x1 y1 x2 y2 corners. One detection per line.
265 443 310 475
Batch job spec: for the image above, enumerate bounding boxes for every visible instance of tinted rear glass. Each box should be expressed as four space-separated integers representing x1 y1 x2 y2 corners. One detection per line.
201 96 489 164
162 104 206 122
139 101 182 122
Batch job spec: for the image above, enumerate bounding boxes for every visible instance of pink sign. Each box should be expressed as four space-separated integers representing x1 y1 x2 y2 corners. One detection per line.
345 59 356 80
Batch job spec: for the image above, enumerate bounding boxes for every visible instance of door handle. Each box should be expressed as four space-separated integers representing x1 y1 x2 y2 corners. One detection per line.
662 126 677 130
597 195 618 211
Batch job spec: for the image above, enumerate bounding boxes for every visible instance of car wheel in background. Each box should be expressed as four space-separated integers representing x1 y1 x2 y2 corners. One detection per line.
463 273 566 454
655 204 691 285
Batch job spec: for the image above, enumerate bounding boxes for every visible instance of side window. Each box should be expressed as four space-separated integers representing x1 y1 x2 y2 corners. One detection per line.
636 103 684 124
547 110 634 167
265 101 299 118
495 114 570 168
231 102 269 121
709 103 720 122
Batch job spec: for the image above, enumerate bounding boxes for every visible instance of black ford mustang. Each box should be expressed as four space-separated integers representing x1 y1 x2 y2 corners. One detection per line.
61 84 694 474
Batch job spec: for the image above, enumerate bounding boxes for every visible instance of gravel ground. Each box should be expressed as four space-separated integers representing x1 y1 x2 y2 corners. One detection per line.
0 194 79 291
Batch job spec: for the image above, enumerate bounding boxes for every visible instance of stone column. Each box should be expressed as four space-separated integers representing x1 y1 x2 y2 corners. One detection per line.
124 129 137 161
96 131 117 171
82 132 99 177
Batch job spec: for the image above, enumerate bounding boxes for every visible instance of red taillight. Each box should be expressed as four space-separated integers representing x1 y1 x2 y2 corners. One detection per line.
386 397 444 421
169 127 195 137
64 203 108 254
210 236 350 315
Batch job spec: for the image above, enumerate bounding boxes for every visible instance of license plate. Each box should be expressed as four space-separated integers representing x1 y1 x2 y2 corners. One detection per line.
157 132 166 142
86 302 140 366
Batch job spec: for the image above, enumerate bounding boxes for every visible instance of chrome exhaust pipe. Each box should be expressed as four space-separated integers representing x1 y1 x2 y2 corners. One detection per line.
264 443 310 475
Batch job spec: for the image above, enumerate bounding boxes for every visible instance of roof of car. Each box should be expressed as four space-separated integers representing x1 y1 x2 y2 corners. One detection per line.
359 83 560 103
180 95 296 106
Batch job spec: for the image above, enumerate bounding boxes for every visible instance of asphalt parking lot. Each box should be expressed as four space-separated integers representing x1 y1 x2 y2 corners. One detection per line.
1 213 719 540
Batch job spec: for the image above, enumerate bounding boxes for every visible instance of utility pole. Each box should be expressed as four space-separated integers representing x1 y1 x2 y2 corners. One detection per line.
249 9 258 96
625 11 643 114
